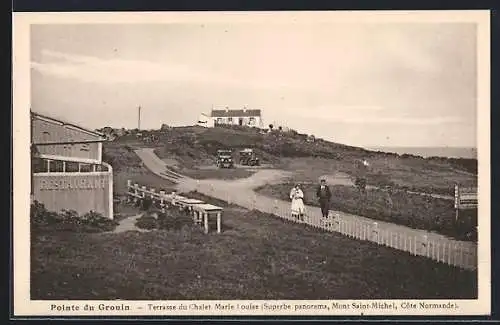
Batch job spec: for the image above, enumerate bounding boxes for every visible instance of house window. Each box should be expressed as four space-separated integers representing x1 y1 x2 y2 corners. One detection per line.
79 163 92 172
51 160 65 172
32 157 47 173
65 161 80 172
228 117 233 124
95 164 108 172
216 118 223 125
249 117 256 125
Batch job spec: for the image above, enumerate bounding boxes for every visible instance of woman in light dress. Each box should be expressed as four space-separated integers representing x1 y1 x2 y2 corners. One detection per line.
290 184 306 222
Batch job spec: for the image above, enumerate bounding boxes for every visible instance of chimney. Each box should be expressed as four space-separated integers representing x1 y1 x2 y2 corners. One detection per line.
243 106 247 112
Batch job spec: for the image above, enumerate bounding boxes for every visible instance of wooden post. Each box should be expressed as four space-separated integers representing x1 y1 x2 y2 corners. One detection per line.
422 235 428 257
372 222 379 243
193 210 198 224
126 180 132 202
204 212 209 234
132 183 138 203
150 188 156 205
334 213 340 232
217 212 221 234
159 190 165 212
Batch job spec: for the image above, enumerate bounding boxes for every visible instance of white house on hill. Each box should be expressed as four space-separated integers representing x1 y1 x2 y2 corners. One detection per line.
209 107 263 128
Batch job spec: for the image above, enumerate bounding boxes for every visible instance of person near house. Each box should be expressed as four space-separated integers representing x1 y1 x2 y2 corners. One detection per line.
290 184 305 222
316 178 332 219
355 158 369 194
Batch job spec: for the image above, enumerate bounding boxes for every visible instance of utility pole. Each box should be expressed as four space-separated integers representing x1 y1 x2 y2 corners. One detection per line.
138 106 141 130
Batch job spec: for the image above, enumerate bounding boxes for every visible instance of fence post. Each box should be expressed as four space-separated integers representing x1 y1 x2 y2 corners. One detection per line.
159 190 166 212
274 200 279 218
422 235 429 257
333 212 340 232
150 188 156 204
133 183 139 204
126 180 132 203
372 222 379 243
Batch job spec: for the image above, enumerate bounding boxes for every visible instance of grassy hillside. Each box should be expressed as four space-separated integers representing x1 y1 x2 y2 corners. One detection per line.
31 197 476 300
105 126 478 242
119 125 476 194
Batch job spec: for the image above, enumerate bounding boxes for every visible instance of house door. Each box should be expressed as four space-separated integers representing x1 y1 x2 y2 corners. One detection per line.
238 118 243 126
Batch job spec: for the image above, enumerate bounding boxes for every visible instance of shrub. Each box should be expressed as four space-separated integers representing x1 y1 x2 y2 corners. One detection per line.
31 200 59 226
81 211 120 232
30 201 119 233
135 214 158 230
141 198 153 211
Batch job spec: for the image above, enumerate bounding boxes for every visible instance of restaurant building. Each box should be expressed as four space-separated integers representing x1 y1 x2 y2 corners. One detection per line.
30 111 114 218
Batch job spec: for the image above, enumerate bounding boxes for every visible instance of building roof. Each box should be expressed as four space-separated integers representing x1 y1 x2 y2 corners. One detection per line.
31 111 105 138
211 109 261 118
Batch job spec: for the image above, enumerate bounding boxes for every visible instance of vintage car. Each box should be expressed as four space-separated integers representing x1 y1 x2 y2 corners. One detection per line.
216 149 234 168
239 148 260 166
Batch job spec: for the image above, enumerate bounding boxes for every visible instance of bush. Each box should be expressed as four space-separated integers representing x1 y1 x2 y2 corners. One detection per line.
81 211 120 232
30 201 119 233
135 214 158 230
141 198 153 211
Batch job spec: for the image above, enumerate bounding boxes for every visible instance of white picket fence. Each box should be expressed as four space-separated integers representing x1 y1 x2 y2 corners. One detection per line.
194 183 478 271
268 203 477 271
126 180 477 271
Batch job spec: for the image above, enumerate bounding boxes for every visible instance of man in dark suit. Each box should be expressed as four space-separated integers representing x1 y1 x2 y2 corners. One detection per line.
316 178 332 219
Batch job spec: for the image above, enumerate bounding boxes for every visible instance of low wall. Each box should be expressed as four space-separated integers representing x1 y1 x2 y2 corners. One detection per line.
33 164 113 218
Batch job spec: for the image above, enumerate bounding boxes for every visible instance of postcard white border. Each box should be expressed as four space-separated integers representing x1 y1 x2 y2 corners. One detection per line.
13 10 491 317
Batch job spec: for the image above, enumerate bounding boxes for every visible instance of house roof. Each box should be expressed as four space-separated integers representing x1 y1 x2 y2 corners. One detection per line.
211 109 261 118
31 111 105 138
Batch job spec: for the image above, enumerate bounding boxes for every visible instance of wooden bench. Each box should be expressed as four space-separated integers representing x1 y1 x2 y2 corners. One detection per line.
191 203 224 234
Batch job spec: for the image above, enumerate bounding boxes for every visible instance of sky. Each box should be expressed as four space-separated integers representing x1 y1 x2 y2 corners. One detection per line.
30 21 478 148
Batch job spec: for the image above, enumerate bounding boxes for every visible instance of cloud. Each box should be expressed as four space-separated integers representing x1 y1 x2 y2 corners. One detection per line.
336 116 464 125
32 49 237 85
31 49 311 93
285 107 464 126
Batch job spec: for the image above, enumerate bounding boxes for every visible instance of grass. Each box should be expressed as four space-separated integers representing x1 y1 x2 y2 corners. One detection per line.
31 205 477 300
31 133 478 300
279 157 477 196
255 183 477 242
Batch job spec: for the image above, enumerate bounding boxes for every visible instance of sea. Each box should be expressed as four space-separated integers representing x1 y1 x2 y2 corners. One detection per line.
366 147 477 159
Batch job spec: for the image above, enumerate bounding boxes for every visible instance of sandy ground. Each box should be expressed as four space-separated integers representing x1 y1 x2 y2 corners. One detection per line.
112 213 151 233
135 148 468 247
194 163 275 171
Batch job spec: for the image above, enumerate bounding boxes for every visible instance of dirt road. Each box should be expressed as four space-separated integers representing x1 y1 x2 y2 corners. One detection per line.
135 148 471 246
